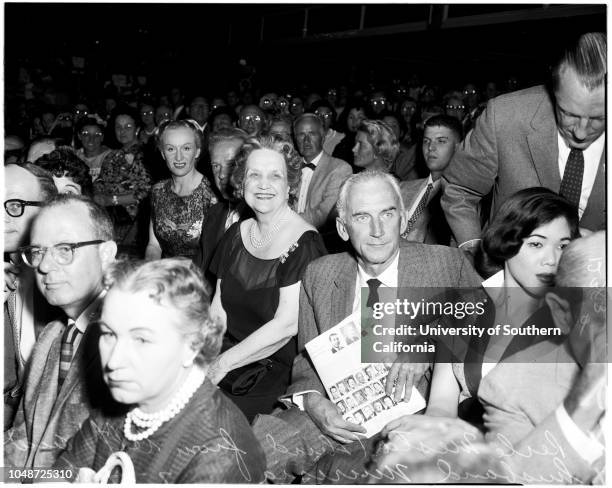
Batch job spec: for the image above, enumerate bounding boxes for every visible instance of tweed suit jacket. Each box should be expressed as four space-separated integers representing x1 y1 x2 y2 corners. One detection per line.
299 151 352 231
441 85 606 245
4 277 61 431
287 240 482 396
477 341 599 484
4 306 116 469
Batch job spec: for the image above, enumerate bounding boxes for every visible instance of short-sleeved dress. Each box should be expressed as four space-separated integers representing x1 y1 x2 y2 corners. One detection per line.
151 177 217 259
211 222 327 421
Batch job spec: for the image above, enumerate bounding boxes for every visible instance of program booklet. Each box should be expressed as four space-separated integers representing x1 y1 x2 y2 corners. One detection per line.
305 312 426 438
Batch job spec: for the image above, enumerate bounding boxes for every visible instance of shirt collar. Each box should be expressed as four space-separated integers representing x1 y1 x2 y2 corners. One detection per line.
187 119 207 132
557 131 606 160
482 269 504 300
310 151 324 167
357 250 400 288
72 289 107 333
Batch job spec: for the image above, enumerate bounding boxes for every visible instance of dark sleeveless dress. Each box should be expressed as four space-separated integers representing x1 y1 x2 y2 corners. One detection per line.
210 223 327 421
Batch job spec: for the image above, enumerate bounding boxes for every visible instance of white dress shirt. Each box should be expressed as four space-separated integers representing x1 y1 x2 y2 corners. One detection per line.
297 151 323 214
290 251 400 410
352 251 400 314
557 132 605 219
71 290 106 353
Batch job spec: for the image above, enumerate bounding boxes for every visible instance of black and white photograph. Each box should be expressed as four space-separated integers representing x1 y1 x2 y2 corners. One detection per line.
3 2 606 484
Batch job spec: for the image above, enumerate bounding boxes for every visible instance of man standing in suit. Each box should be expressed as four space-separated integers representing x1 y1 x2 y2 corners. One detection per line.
252 171 481 482
442 32 606 256
294 113 352 232
4 163 59 430
5 195 118 469
400 115 462 244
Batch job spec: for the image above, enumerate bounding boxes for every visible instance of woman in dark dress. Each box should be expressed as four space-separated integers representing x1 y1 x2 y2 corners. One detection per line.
145 120 217 260
425 188 580 422
53 258 265 483
208 135 327 422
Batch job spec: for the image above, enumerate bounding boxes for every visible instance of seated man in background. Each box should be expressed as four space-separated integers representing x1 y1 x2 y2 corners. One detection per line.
400 114 462 245
293 113 352 248
5 195 119 468
194 128 251 288
4 163 59 430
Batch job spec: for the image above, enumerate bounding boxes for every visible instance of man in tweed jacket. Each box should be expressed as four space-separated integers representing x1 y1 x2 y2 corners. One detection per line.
4 195 118 469
253 171 481 482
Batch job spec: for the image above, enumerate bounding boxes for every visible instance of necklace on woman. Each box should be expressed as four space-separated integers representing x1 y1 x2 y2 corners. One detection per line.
249 206 290 249
124 367 205 442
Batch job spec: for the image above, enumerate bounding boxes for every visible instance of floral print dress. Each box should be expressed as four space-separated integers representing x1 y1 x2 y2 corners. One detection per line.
151 177 217 259
93 145 152 253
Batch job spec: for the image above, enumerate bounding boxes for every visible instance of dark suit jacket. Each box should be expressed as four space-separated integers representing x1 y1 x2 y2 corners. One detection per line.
5 307 118 468
299 151 352 231
194 200 251 288
399 177 451 245
288 241 483 396
442 85 606 245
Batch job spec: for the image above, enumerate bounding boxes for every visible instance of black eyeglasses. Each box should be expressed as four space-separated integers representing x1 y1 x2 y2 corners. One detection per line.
5 199 43 217
20 240 105 268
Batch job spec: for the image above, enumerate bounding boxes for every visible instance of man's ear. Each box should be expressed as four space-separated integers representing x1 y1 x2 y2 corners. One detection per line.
99 240 118 267
336 217 349 242
545 292 573 334
399 209 408 235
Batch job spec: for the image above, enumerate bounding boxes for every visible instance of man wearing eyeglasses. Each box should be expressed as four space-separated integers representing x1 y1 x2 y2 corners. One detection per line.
4 194 118 469
4 163 58 431
442 32 606 259
238 105 266 138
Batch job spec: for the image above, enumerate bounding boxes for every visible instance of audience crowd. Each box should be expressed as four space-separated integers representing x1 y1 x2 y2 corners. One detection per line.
3 32 607 483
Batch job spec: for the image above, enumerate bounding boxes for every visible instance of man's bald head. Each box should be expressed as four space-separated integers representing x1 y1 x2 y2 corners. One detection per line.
556 231 606 288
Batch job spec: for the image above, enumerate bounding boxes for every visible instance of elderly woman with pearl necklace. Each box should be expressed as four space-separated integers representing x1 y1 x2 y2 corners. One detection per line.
207 135 327 422
53 258 265 483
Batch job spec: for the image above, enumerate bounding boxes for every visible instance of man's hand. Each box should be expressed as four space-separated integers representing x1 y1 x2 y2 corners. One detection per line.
4 261 21 302
385 354 430 403
304 392 366 443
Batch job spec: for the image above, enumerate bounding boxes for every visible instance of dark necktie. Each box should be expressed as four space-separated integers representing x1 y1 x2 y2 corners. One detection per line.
403 182 434 236
559 148 584 209
302 162 316 171
366 278 382 308
58 319 79 389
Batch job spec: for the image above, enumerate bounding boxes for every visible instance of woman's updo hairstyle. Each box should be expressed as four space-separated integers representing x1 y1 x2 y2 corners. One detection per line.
103 258 224 366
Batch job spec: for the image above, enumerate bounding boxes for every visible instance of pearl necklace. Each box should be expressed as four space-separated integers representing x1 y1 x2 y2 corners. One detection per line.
249 207 290 249
123 367 205 442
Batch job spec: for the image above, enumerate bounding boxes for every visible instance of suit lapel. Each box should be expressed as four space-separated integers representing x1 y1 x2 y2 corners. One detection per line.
305 152 329 205
527 94 560 189
29 326 63 455
331 255 357 325
49 325 97 421
399 178 427 211
581 153 606 227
